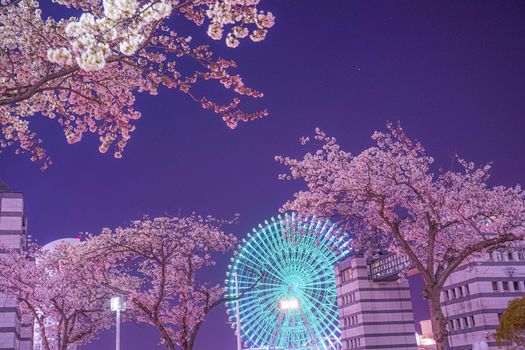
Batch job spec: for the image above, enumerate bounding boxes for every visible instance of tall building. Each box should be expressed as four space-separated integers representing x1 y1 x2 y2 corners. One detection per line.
0 181 33 350
441 249 525 350
336 255 418 350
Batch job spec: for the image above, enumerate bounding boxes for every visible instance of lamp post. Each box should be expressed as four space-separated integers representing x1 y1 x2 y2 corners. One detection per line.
111 296 126 350
234 272 242 350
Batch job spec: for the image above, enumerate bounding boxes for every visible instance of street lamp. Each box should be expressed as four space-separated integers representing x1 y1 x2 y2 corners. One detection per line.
111 296 126 350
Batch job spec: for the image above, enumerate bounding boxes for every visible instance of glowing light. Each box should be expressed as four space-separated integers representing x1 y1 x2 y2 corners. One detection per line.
110 296 126 311
279 298 300 311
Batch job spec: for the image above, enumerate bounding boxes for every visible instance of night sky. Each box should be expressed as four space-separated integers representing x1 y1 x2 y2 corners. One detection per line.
1 1 525 349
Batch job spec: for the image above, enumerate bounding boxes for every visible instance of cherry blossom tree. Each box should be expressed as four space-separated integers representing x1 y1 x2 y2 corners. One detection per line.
277 123 525 350
83 215 239 350
1 0 274 168
0 240 116 350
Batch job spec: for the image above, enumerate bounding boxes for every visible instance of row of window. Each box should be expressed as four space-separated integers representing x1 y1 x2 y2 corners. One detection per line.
445 280 525 300
444 284 470 300
341 315 359 327
448 316 475 331
369 254 411 279
341 292 357 305
491 250 525 262
492 280 524 292
344 337 361 349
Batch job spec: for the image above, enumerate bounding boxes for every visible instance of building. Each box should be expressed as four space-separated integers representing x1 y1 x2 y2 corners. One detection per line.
0 181 32 350
336 244 525 350
336 255 418 350
441 249 525 350
416 320 437 350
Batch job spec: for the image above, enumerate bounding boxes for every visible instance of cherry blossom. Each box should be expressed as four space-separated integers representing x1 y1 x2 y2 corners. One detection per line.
277 122 525 350
82 214 238 350
0 0 274 169
0 241 117 350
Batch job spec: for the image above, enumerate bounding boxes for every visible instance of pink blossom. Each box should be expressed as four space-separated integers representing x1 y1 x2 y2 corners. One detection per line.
0 0 274 169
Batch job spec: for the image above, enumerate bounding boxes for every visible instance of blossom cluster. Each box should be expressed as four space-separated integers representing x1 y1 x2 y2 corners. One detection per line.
47 0 173 71
206 0 275 48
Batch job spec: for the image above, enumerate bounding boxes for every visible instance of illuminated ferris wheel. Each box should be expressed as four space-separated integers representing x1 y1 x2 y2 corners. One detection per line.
225 213 351 350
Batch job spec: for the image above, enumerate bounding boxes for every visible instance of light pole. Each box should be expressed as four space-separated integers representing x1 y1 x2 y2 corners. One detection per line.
234 272 242 350
111 296 126 350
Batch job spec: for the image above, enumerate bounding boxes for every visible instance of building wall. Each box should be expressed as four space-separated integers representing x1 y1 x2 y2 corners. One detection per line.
441 250 525 350
336 256 418 350
0 189 33 350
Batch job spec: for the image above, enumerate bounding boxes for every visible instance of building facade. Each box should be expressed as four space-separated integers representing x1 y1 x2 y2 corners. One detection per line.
416 320 437 350
441 249 525 350
336 255 418 350
0 181 32 350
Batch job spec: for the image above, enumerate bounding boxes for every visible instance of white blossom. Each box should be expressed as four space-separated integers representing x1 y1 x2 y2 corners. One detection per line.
46 47 73 65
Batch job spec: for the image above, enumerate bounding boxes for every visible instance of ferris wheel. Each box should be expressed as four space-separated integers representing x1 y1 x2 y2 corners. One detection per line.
225 213 351 350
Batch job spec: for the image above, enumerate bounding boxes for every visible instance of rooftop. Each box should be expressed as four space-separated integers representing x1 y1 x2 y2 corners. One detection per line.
0 180 10 193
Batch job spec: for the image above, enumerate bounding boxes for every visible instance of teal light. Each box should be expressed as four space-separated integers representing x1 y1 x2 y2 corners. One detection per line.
225 213 351 349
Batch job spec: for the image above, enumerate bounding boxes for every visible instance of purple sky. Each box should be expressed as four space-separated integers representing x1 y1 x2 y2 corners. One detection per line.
1 0 525 349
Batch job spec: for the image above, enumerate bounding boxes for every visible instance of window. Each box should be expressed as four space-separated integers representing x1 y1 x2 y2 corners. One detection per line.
519 251 524 261
341 268 353 283
458 287 463 297
463 317 468 329
503 281 509 291
452 289 457 298
492 281 499 291
470 316 475 327
508 252 514 261
493 250 503 261
465 284 470 295
514 281 520 291
449 320 454 330
445 290 450 300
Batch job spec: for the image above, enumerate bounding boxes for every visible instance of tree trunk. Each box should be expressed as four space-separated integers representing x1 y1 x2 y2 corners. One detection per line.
428 289 450 350
156 321 176 350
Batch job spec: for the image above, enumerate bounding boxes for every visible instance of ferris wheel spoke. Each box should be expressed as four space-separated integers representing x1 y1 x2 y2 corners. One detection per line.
244 234 290 283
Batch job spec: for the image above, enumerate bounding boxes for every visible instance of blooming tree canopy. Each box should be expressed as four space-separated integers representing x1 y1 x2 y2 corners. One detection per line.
83 215 237 350
0 241 116 350
277 123 525 350
0 0 274 168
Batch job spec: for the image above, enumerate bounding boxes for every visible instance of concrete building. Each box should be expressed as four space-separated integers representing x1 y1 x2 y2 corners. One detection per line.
336 255 418 350
336 244 525 350
441 249 525 350
416 320 437 350
0 181 32 350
